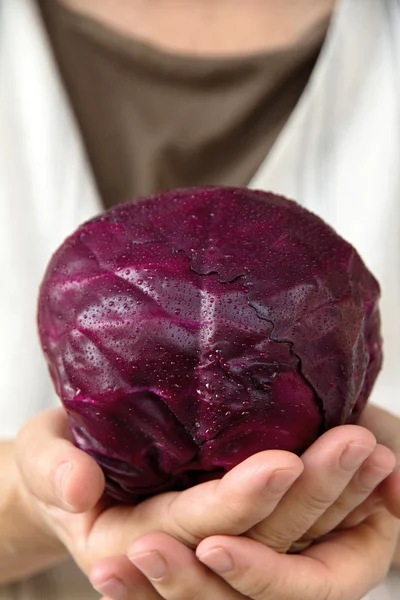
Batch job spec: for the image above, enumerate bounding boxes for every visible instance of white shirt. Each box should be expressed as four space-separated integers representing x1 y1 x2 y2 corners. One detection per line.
1 0 399 598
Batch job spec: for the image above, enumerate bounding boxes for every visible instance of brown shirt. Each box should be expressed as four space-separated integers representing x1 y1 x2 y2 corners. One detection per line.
39 1 329 210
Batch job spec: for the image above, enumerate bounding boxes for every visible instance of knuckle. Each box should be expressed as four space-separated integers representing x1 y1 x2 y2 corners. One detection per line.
250 503 327 551
172 519 201 547
222 498 255 531
249 524 292 553
164 497 201 547
301 490 333 515
306 502 351 539
329 496 357 518
288 537 314 553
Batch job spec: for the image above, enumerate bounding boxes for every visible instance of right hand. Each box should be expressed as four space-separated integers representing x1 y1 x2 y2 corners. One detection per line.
14 407 305 592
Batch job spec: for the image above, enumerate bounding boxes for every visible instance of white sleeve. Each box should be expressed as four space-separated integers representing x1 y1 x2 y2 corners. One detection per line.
0 0 101 438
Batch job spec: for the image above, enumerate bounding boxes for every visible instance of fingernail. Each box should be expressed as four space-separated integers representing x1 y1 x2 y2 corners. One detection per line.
55 462 72 501
340 443 373 471
93 577 126 600
129 551 167 580
359 464 394 489
197 547 234 573
267 469 301 494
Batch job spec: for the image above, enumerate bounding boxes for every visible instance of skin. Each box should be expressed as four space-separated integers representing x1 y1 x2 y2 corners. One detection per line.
122 516 399 600
91 406 400 600
60 0 337 56
2 1 396 598
1 406 397 599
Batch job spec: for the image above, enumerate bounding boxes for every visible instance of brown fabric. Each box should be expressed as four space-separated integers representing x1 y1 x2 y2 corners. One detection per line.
39 1 329 210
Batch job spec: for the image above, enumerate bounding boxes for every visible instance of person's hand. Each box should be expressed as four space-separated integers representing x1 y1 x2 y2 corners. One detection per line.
116 407 400 600
244 420 396 553
90 423 395 599
14 408 306 589
14 406 397 599
118 509 398 600
356 404 400 568
358 404 400 518
242 405 400 554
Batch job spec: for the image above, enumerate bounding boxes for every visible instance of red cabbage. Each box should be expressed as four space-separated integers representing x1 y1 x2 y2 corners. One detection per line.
38 187 382 502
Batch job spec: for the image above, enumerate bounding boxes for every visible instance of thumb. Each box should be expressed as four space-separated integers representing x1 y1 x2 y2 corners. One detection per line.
15 408 105 513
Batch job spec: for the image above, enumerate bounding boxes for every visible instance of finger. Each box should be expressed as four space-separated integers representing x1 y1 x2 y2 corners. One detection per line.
86 450 302 572
197 536 327 600
128 532 245 600
379 472 400 518
91 555 162 600
304 512 400 596
247 425 376 552
84 449 299 575
197 512 399 600
338 491 384 529
16 408 105 512
301 444 395 540
359 405 400 518
358 405 400 451
133 450 303 547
